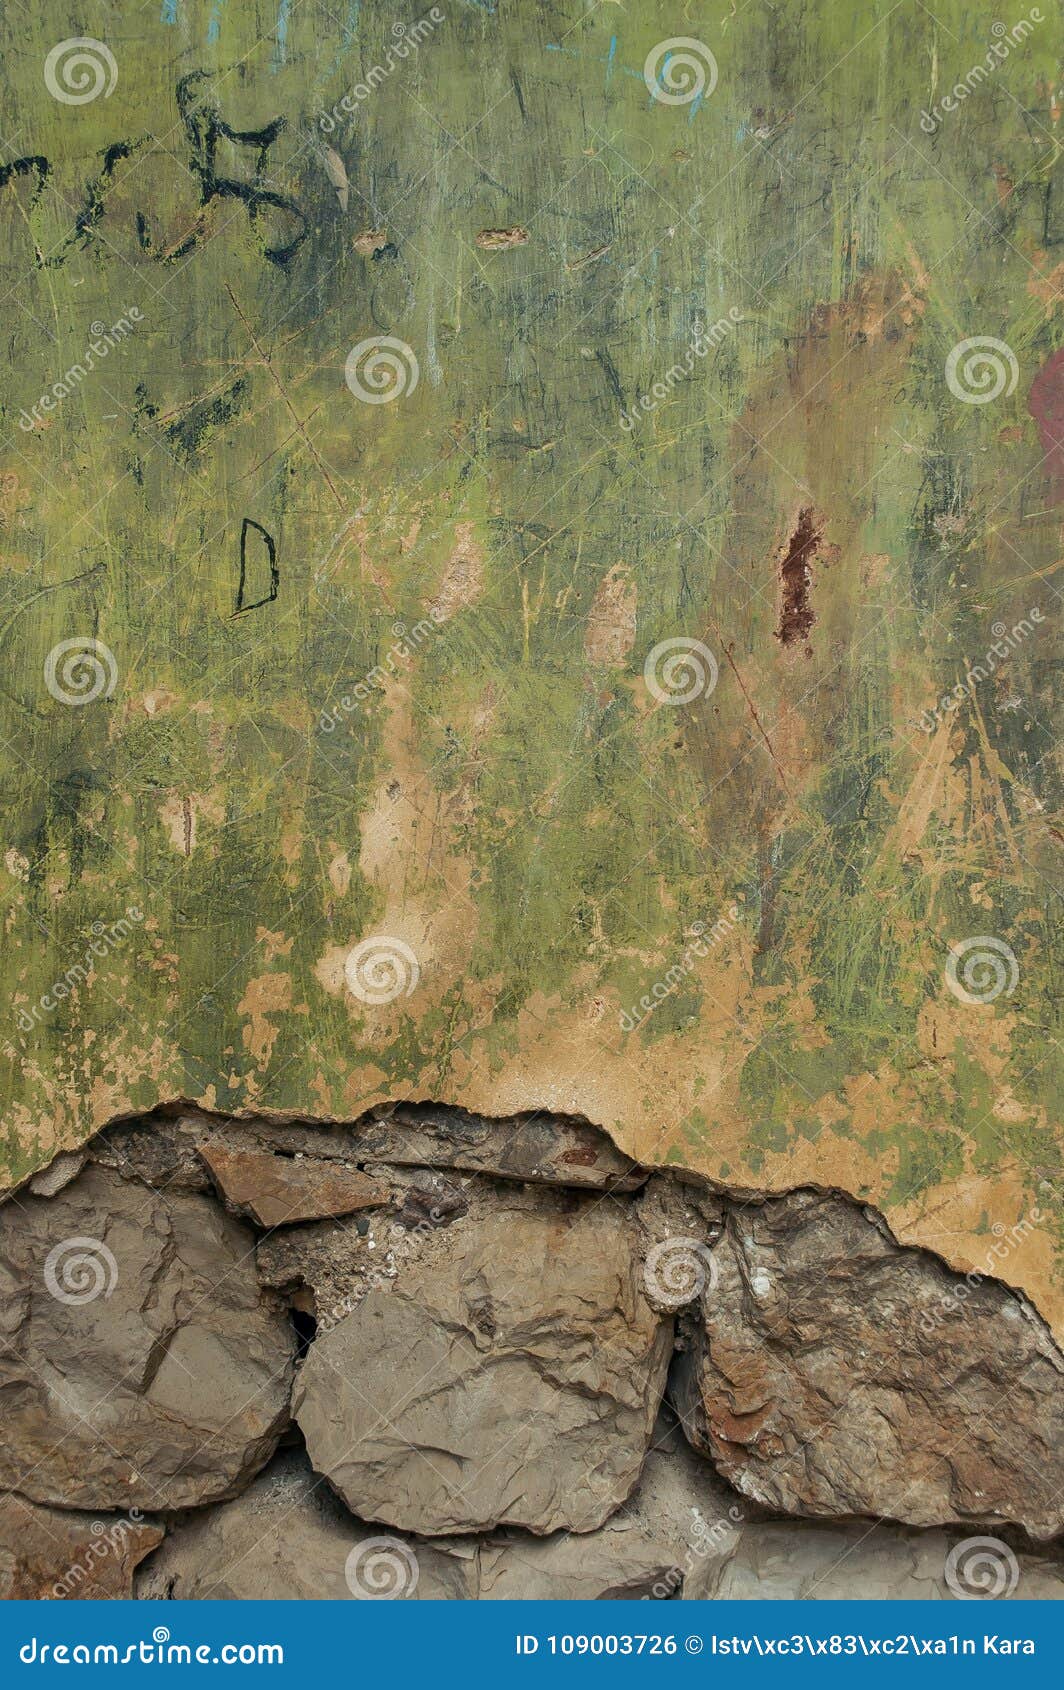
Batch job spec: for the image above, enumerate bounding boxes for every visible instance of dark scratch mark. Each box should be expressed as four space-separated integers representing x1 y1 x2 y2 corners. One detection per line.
721 640 792 797
0 563 107 656
705 612 792 799
567 242 612 272
595 347 626 413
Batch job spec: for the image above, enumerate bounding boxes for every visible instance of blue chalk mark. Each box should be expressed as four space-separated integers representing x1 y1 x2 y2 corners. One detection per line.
324 1 361 76
647 50 671 106
546 42 643 83
207 0 227 44
639 49 707 120
160 0 178 23
272 0 292 70
606 34 617 88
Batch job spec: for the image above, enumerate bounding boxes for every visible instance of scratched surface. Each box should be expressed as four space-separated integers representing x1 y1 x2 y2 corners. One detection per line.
0 1 1061 1328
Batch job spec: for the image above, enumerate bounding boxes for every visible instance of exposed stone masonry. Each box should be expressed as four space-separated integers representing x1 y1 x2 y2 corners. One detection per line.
0 1104 1060 1600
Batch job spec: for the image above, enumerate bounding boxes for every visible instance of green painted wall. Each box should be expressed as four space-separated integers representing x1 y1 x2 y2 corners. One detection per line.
1 1 1060 1324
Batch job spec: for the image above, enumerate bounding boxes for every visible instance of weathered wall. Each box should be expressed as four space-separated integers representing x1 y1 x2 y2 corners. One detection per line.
0 2 1060 1328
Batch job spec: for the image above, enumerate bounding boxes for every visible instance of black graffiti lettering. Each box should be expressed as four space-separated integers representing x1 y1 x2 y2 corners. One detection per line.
0 156 50 206
0 73 307 272
234 518 279 615
52 139 146 268
2 140 148 270
175 71 308 266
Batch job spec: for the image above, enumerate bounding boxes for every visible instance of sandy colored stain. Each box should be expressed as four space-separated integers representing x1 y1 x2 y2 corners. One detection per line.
431 521 486 622
237 974 293 1069
584 564 637 669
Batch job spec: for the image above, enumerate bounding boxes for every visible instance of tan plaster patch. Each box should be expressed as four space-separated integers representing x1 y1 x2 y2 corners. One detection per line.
158 790 225 856
430 521 485 622
236 973 292 1068
584 564 637 669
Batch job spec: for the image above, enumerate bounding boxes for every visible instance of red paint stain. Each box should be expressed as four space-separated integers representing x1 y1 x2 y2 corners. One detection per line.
775 507 823 648
1027 349 1064 501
